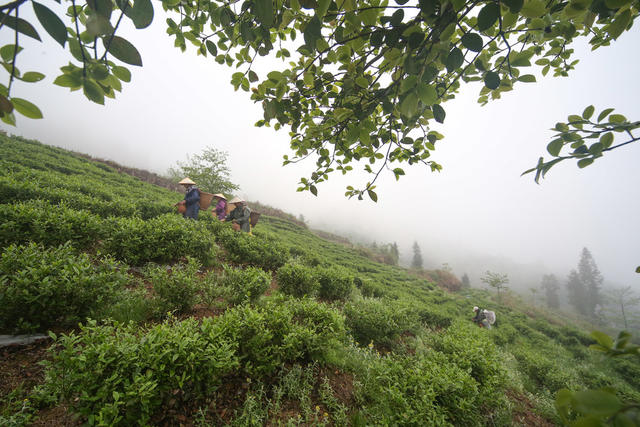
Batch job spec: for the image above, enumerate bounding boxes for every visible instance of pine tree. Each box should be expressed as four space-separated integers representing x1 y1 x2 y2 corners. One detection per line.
566 269 588 316
461 273 470 289
411 241 423 270
578 247 604 317
541 274 560 309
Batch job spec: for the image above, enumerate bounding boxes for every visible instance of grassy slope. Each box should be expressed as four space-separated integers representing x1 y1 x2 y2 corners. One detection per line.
1 134 639 426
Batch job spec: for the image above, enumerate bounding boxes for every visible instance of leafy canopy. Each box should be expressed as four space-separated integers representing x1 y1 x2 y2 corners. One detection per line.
0 0 638 199
167 146 239 194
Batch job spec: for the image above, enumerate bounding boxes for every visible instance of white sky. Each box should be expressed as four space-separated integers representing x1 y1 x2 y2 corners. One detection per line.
2 7 639 289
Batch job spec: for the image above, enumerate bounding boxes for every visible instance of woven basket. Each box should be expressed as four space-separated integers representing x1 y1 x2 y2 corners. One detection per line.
250 212 261 227
199 191 214 210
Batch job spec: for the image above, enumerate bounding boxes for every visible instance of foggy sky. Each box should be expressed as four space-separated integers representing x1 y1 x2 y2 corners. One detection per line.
2 7 639 289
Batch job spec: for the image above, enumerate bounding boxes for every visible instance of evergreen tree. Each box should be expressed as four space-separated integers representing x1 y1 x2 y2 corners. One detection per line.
541 274 560 309
566 269 588 316
578 248 604 317
411 241 423 270
390 243 399 266
461 273 470 289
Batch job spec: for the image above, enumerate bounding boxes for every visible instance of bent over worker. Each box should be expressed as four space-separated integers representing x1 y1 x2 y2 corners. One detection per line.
224 197 251 232
472 306 497 329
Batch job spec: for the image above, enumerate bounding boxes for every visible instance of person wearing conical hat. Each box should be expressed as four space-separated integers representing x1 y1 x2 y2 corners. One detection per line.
211 193 227 220
178 177 200 219
223 196 251 232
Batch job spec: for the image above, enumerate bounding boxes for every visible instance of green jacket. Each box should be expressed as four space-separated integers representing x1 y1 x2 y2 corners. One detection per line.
226 205 251 232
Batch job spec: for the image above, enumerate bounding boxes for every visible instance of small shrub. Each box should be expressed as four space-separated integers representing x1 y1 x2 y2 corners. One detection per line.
354 277 386 298
41 318 240 425
221 265 271 305
216 230 288 271
105 288 155 324
144 257 202 314
344 299 419 348
276 262 318 298
315 266 353 301
0 243 128 333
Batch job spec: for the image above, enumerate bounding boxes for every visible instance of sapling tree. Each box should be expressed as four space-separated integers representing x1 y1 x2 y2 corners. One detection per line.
411 240 423 269
480 270 509 300
167 146 239 194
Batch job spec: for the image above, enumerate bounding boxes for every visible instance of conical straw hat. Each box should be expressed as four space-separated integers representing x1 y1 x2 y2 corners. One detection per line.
229 197 245 204
213 193 226 200
178 177 196 185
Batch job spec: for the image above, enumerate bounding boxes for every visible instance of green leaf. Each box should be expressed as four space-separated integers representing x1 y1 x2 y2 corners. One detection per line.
577 158 593 168
547 139 563 156
582 105 595 120
53 74 82 88
518 74 536 82
367 189 378 202
11 97 43 119
1 111 16 125
432 104 445 123
609 114 626 123
103 36 143 66
597 108 614 122
503 0 524 12
32 1 67 47
460 33 483 52
248 70 259 83
607 9 631 40
83 79 105 104
400 93 418 117
571 390 621 417
520 0 546 17
356 76 369 88
299 0 317 8
205 40 218 56
484 71 500 90
445 47 463 73
127 0 154 29
591 330 613 348
87 14 114 37
88 0 113 18
254 0 274 27
599 132 613 148
309 184 317 196
112 65 131 82
0 12 41 41
417 84 437 105
20 71 45 82
477 3 500 31
605 0 631 7
636 266 640 273
0 44 22 62
303 16 322 50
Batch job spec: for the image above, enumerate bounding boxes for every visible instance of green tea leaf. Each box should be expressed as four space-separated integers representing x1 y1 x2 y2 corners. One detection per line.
520 0 546 17
577 158 594 168
590 330 613 348
367 189 378 202
597 108 614 122
547 138 563 156
112 65 131 82
254 0 274 27
20 71 45 82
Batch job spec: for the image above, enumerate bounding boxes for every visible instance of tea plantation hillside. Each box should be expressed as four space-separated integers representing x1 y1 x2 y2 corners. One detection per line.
1 134 639 426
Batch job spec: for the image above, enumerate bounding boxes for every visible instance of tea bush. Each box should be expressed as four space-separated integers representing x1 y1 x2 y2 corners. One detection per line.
344 298 419 347
354 276 387 298
276 262 318 298
102 214 218 266
315 266 353 301
144 257 202 314
428 321 506 398
104 288 155 324
0 201 105 249
355 350 484 425
0 243 129 333
511 346 573 392
41 318 239 426
220 265 271 305
209 296 347 376
216 228 288 271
